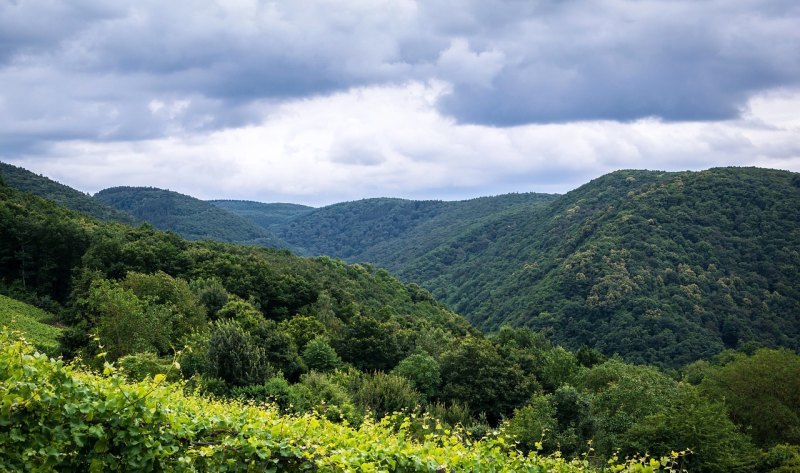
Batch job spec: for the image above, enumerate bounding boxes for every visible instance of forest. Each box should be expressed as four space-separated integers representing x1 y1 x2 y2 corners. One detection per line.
1 163 799 471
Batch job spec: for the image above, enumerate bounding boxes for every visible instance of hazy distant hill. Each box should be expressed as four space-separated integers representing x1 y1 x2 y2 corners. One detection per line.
210 200 314 229
95 187 287 248
396 168 800 367
267 194 558 259
0 162 137 224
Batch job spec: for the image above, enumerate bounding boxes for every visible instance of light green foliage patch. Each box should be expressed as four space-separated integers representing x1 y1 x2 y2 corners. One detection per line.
0 294 62 355
0 331 683 472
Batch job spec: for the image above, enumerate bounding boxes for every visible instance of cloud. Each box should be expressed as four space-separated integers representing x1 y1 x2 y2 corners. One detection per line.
1 0 799 202
1 0 799 154
8 82 800 206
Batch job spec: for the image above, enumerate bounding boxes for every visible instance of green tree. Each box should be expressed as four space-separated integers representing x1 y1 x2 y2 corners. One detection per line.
439 336 535 423
206 319 270 387
624 384 757 473
392 353 441 399
700 348 800 447
85 279 164 360
302 336 341 373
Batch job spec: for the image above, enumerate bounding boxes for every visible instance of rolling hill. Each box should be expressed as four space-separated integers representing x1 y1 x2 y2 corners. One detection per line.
95 187 288 248
0 161 138 224
246 194 558 260
209 200 314 229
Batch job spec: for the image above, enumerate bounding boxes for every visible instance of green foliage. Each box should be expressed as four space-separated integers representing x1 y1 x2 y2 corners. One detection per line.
623 385 758 473
1 332 682 473
439 336 536 423
699 348 800 448
302 336 342 372
350 371 423 421
580 359 679 458
206 319 271 387
118 352 177 382
0 161 137 224
85 279 166 360
0 294 62 356
505 394 558 453
762 444 800 473
95 186 287 247
190 278 228 320
393 353 441 399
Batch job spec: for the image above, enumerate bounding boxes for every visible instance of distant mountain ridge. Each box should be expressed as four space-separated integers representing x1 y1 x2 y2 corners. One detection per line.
219 194 559 261
209 200 314 230
95 187 288 248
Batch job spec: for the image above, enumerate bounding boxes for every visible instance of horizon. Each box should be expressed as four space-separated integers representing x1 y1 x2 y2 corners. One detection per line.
5 159 795 208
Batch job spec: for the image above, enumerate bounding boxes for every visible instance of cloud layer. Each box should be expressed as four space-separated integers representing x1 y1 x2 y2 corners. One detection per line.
1 0 799 204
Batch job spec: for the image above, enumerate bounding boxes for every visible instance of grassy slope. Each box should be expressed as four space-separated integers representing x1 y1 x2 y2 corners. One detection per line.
0 294 61 355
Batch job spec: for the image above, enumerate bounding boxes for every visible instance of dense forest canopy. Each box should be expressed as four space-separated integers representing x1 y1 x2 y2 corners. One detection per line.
219 167 800 368
95 186 288 248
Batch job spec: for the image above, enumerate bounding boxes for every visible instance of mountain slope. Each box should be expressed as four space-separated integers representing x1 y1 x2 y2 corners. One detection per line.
399 168 800 367
269 194 558 260
0 161 137 224
95 186 287 248
210 200 314 229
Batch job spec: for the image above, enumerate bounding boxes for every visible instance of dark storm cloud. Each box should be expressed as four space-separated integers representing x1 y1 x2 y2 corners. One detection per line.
1 0 799 153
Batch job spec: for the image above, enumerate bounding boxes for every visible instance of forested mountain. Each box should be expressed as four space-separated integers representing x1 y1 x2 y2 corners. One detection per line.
0 161 137 224
3 171 800 471
266 194 558 259
95 186 287 248
210 200 314 229
396 168 800 367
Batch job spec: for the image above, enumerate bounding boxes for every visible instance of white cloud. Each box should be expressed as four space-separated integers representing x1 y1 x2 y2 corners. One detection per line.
9 82 800 206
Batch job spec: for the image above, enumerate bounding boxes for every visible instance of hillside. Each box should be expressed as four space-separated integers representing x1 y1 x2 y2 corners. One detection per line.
0 161 137 224
398 168 800 367
209 200 314 229
269 194 558 260
95 187 287 248
0 294 62 355
2 169 797 470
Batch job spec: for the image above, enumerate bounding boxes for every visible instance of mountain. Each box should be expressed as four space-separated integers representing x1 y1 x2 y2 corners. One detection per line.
209 200 314 229
263 194 558 259
394 168 800 367
0 161 138 224
95 187 287 248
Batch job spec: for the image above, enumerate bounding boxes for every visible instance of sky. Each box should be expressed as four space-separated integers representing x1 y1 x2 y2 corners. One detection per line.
1 0 799 206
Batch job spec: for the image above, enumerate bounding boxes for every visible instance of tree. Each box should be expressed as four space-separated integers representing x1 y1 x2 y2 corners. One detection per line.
206 319 270 387
302 336 341 373
439 336 535 423
700 348 800 447
392 353 441 399
85 279 164 360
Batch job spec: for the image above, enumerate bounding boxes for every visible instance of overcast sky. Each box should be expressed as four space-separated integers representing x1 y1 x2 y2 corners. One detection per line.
1 0 799 206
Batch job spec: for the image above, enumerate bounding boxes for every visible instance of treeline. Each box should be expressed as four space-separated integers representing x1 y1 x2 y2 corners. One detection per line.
1 180 799 471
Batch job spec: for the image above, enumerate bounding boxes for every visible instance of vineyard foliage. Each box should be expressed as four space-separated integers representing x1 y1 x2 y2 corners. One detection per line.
0 294 62 355
0 332 681 473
